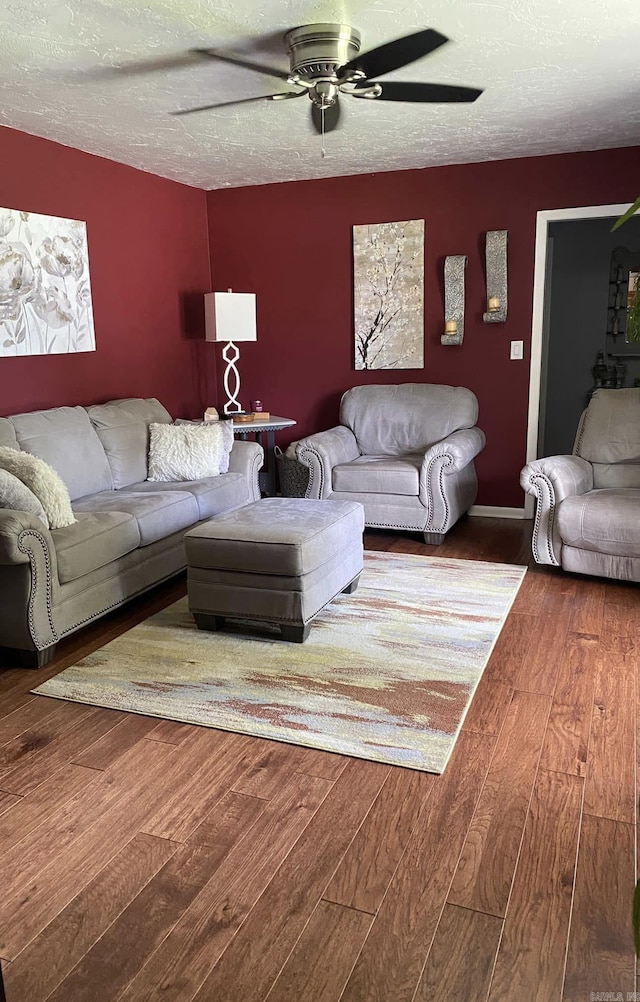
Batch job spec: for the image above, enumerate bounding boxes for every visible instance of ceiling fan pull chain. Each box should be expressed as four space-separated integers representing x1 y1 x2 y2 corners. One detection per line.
321 105 326 158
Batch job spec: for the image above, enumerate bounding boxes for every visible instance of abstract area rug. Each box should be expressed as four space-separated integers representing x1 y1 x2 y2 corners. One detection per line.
33 553 526 773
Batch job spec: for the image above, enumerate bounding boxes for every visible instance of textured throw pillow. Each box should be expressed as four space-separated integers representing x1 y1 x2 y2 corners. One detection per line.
0 468 50 528
174 418 234 473
147 423 224 482
0 446 75 528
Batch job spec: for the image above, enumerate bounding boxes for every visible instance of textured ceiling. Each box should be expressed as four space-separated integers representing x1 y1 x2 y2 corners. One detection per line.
1 0 639 190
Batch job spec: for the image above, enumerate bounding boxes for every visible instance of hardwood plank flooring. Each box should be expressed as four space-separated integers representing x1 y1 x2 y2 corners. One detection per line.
486 769 584 1001
415 904 503 1001
0 516 635 1001
338 730 495 1002
583 636 636 823
263 900 373 1002
323 767 434 914
562 813 635 1000
448 689 551 917
538 631 599 778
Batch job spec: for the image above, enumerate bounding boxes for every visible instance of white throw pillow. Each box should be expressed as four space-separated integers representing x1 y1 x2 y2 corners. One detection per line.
0 468 50 528
147 423 224 482
0 446 75 529
174 418 234 473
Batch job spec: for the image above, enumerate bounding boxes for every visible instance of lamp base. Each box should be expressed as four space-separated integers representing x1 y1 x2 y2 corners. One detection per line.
221 341 244 414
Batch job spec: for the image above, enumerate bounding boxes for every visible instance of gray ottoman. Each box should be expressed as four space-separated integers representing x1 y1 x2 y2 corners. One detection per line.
184 497 365 642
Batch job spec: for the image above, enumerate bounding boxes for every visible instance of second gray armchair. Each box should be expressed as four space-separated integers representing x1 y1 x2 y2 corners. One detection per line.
521 388 640 582
296 383 485 544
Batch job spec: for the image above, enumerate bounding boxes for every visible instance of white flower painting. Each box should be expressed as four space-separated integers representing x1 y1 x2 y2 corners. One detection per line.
353 219 424 370
0 207 96 356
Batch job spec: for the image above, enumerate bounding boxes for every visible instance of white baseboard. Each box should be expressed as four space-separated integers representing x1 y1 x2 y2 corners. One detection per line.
469 505 529 520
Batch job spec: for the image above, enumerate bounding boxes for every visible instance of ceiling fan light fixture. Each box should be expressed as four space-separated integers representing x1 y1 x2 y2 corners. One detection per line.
284 24 361 82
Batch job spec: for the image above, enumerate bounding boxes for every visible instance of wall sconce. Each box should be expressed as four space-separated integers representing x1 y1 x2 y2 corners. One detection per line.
483 230 508 323
205 290 257 414
441 255 467 346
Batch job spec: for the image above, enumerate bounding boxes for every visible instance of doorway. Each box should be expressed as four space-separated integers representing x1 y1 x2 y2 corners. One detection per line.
525 202 635 516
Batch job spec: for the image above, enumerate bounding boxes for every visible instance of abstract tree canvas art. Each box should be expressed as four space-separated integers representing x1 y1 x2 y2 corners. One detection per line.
0 207 96 356
353 219 424 370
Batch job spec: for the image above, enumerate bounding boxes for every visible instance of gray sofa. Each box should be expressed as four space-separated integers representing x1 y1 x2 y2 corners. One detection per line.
296 383 485 543
0 398 262 667
521 388 640 581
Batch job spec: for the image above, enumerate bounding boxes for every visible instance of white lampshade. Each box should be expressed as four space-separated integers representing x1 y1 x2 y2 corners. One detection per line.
204 291 257 343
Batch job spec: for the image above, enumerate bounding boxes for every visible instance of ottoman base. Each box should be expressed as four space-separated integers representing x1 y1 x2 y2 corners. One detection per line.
193 571 360 643
185 498 365 643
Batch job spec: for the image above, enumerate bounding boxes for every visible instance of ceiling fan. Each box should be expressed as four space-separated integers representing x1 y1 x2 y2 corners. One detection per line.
171 24 483 135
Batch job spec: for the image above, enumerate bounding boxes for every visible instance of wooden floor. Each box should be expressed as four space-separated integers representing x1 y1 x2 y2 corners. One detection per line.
0 516 636 1001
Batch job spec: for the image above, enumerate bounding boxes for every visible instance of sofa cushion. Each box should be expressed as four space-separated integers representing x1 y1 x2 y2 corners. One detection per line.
52 511 140 583
9 405 113 500
557 488 640 557
340 383 478 457
332 455 421 495
87 398 172 489
126 472 249 520
72 489 199 546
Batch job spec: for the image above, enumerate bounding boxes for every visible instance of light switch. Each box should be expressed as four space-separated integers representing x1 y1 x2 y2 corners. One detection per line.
510 340 524 360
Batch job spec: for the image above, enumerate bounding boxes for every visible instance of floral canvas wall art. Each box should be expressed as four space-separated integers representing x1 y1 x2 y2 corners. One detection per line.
0 207 96 356
353 219 424 370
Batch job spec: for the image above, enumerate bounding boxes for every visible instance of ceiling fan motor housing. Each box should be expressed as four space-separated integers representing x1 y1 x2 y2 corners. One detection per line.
284 24 361 83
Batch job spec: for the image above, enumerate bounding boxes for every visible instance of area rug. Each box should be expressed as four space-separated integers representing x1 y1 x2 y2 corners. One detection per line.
33 552 526 773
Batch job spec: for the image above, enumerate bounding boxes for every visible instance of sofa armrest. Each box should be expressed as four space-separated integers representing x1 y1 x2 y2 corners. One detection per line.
227 440 263 502
0 510 59 652
0 510 53 564
297 427 360 499
520 455 594 566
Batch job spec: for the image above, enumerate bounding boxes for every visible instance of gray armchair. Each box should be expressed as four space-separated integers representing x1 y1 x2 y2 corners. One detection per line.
296 383 485 544
521 388 640 581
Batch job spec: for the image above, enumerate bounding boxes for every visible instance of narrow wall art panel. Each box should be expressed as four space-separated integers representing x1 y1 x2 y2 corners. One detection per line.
353 219 424 370
0 207 96 357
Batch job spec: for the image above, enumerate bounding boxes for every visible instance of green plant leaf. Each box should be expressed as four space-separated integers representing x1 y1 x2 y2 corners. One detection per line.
633 878 640 956
612 197 640 231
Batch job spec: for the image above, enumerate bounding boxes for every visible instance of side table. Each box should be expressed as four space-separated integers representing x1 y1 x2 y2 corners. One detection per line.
232 416 296 496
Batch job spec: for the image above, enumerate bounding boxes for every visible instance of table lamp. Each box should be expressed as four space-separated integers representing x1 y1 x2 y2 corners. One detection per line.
204 290 257 415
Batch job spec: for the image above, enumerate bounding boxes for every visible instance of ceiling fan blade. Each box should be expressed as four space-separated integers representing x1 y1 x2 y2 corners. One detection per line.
310 100 341 134
192 48 291 82
353 80 483 103
172 90 304 116
337 28 448 81
84 52 208 79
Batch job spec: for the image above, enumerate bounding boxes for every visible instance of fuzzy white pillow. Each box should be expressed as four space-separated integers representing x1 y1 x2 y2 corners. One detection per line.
0 468 50 528
147 422 224 482
0 446 75 529
175 418 234 473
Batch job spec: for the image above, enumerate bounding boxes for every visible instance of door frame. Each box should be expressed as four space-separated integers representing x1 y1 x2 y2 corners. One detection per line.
524 201 632 516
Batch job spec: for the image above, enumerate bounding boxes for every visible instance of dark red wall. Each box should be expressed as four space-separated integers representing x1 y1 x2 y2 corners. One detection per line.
205 147 640 506
0 126 212 421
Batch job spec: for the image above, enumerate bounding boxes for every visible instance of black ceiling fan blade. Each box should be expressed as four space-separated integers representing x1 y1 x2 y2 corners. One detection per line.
353 80 483 103
337 28 448 82
310 100 341 134
172 90 304 116
192 48 291 82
